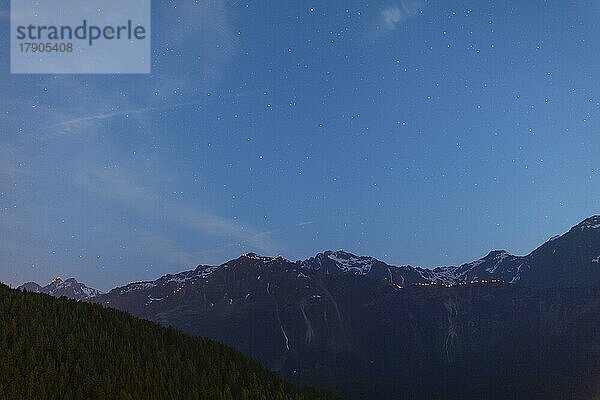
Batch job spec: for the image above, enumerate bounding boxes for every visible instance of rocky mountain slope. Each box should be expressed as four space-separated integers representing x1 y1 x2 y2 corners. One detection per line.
91 251 600 399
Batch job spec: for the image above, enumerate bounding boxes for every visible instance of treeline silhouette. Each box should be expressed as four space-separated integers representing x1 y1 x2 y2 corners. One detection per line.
0 284 338 400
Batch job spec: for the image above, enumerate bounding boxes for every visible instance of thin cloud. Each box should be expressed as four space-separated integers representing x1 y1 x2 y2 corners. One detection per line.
381 1 424 30
44 100 203 135
41 86 285 138
295 221 316 227
74 163 283 255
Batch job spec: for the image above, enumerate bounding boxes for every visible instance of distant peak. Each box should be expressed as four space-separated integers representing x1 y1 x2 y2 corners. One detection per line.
483 250 511 261
194 264 211 271
324 249 358 258
487 250 509 255
18 282 42 293
322 250 378 275
50 277 63 284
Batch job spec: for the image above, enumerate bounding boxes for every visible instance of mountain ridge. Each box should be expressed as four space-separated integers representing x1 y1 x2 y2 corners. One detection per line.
18 215 600 299
18 215 600 300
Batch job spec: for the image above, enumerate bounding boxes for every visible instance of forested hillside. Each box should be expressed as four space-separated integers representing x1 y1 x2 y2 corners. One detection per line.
0 284 338 400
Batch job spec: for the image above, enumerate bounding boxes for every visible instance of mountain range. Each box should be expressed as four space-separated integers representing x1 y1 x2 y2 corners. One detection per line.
18 276 102 300
17 215 600 399
23 215 600 296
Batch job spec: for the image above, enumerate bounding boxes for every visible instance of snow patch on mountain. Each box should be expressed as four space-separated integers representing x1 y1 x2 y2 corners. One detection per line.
547 234 562 242
580 224 600 231
119 265 223 295
198 266 219 278
508 262 528 283
485 250 510 273
120 281 157 294
326 251 376 275
577 216 600 231
81 286 102 298
241 253 289 263
416 265 460 284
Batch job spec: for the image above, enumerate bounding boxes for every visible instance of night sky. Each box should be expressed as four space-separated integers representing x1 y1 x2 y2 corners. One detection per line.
1 0 600 291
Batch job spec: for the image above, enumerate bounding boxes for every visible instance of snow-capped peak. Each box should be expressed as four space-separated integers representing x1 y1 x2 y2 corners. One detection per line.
18 277 102 300
324 250 377 275
240 253 289 263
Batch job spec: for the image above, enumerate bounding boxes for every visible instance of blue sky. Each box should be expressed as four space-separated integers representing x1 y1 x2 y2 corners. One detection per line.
1 0 600 291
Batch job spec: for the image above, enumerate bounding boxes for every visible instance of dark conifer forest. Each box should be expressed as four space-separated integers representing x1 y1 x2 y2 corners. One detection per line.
0 284 338 400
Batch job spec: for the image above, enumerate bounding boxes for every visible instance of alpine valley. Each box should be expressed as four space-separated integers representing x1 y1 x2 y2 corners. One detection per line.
19 216 600 399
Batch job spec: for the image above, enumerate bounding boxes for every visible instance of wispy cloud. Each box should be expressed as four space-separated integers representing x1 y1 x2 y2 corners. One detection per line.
42 100 203 138
73 162 283 256
41 82 285 139
295 221 316 227
381 1 424 30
